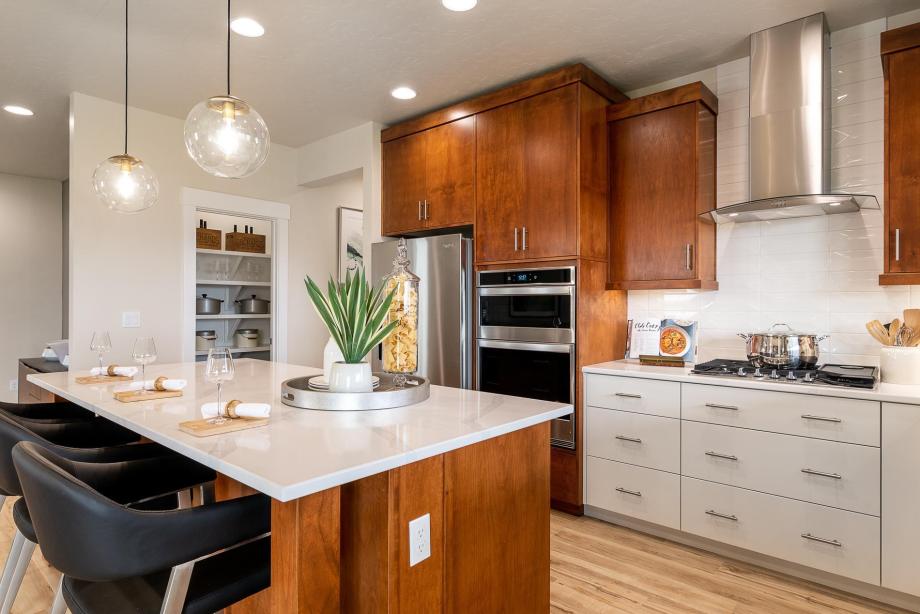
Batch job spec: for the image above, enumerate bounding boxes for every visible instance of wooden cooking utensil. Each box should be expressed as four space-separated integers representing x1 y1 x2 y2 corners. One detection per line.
890 318 902 346
866 320 891 345
904 309 920 334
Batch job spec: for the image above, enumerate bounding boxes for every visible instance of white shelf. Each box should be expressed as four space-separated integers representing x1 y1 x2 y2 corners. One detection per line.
196 314 272 320
197 249 271 259
196 345 271 357
196 280 271 287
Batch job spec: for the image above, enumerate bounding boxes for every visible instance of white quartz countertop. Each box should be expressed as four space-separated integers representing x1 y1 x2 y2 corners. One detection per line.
29 359 571 502
583 360 920 405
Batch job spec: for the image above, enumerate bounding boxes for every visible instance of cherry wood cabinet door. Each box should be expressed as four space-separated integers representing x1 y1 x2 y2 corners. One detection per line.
887 47 920 274
382 132 426 236
475 101 525 263
425 116 476 229
609 103 697 282
519 86 578 259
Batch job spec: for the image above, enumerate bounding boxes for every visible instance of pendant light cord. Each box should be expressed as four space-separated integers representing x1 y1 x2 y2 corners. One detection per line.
226 0 231 96
124 0 129 154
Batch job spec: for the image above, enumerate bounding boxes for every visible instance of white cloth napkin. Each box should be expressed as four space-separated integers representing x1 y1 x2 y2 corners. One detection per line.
200 402 271 420
126 379 187 392
90 366 138 377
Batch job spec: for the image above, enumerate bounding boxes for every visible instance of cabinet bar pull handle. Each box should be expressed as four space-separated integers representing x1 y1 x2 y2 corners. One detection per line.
686 244 693 270
801 533 842 547
896 228 901 261
705 451 738 461
522 226 528 251
615 435 643 444
418 201 422 221
801 468 842 480
424 200 429 220
705 403 739 411
801 414 842 423
614 392 642 399
705 510 738 521
514 227 519 251
615 487 642 497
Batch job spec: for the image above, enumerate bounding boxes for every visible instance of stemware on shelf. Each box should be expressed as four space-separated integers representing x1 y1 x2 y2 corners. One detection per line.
131 337 157 394
89 331 112 371
206 348 235 424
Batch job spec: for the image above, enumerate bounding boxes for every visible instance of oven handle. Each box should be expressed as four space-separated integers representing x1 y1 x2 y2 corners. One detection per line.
476 339 575 354
478 286 575 297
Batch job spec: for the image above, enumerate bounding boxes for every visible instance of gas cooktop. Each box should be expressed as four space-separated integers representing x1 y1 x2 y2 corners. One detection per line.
690 359 878 389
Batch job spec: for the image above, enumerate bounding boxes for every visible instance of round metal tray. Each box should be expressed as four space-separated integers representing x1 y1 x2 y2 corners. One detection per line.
280 373 430 411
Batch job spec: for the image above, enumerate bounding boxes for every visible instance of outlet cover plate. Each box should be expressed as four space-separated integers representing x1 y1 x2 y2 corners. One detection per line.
122 311 141 328
408 513 431 567
8 380 17 392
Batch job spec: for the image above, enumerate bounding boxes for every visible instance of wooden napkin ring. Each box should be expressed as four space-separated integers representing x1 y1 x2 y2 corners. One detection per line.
107 365 118 377
225 400 242 419
154 377 168 391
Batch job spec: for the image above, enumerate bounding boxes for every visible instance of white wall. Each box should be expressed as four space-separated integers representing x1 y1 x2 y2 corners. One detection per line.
625 12 920 366
286 172 364 367
68 92 302 369
0 172 62 401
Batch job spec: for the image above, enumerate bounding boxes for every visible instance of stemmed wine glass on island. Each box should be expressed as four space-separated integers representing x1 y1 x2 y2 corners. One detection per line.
132 337 157 394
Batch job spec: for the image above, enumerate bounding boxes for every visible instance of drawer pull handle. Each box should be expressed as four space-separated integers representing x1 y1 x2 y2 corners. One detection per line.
705 509 738 521
705 403 739 411
615 487 642 497
705 451 738 461
801 414 842 424
801 533 843 547
615 435 643 444
801 468 843 480
614 392 642 399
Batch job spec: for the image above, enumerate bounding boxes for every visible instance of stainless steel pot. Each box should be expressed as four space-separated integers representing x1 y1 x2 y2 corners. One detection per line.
738 323 828 369
235 294 270 315
196 294 224 315
235 328 261 348
195 330 217 352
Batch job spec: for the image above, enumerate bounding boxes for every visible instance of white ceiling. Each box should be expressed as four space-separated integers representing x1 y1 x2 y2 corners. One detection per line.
2 0 918 180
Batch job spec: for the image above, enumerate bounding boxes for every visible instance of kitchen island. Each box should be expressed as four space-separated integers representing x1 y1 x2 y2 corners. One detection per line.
29 359 571 613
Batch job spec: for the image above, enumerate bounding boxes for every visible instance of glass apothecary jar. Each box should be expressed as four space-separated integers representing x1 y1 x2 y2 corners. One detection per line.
382 239 420 386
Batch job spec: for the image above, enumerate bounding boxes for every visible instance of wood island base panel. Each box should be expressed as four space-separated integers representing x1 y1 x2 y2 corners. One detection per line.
219 423 550 614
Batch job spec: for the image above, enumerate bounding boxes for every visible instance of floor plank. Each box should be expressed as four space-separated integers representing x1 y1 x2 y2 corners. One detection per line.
0 499 903 613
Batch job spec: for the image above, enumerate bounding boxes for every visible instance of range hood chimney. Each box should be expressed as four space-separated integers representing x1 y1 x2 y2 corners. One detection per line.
707 13 880 223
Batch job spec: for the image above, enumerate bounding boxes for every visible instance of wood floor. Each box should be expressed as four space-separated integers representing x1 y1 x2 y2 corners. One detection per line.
0 499 903 613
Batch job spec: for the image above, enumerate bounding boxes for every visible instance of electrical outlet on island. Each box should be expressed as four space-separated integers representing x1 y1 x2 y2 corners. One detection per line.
408 513 431 567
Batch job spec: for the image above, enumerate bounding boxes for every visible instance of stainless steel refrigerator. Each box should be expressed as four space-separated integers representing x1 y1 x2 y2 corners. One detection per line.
371 234 473 389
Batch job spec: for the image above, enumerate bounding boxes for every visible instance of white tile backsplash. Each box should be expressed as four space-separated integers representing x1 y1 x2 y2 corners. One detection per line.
624 15 920 367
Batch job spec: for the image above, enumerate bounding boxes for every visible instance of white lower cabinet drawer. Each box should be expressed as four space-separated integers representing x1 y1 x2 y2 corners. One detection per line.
682 420 880 516
586 406 680 472
586 456 680 529
681 477 880 585
585 375 680 418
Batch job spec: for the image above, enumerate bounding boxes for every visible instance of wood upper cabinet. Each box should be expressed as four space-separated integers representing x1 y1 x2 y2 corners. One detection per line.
880 23 920 285
381 116 475 236
607 82 718 290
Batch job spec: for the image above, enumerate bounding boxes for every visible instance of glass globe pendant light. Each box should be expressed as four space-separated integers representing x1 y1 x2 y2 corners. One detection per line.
184 0 270 178
92 0 159 214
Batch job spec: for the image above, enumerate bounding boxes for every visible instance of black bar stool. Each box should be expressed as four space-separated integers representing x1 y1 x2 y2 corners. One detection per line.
14 441 270 614
0 410 214 613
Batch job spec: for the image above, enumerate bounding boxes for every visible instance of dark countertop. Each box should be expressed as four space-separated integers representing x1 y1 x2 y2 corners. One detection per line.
20 357 68 374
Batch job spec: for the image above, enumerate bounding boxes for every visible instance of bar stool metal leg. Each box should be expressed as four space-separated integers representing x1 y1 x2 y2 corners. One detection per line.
159 561 195 614
0 537 35 614
50 574 67 614
0 529 24 604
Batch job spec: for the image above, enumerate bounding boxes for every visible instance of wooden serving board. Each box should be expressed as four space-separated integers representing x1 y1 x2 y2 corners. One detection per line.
76 375 133 384
179 418 269 437
114 390 183 403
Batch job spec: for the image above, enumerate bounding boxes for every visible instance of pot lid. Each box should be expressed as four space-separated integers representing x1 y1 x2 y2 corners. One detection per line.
199 294 223 302
236 328 260 334
196 330 217 337
751 323 808 336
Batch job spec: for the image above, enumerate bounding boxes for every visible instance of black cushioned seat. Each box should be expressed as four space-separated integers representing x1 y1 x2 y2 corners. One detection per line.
10 500 34 543
62 536 270 614
0 401 93 421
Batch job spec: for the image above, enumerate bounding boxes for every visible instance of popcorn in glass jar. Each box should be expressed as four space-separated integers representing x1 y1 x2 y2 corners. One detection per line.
382 239 420 386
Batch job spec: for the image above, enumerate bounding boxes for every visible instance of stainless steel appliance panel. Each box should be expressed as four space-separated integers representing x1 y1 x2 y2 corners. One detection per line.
372 235 472 389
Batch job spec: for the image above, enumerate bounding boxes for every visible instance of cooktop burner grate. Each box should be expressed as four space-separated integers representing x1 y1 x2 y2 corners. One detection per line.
690 359 877 388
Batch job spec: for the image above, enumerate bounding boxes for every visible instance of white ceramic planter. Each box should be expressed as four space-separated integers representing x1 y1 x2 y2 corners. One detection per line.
328 361 373 393
323 337 345 381
880 347 920 385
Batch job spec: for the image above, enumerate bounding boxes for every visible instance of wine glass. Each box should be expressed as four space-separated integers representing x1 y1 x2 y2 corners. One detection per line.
89 331 112 371
132 337 157 394
206 348 235 424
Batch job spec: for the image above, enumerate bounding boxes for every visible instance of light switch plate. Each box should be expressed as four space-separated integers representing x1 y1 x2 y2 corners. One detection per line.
8 380 17 392
408 513 431 567
122 311 141 328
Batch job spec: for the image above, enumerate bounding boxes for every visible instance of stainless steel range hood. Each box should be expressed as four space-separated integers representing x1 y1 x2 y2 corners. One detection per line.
706 13 880 224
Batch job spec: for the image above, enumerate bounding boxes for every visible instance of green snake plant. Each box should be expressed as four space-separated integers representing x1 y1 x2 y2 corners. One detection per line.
305 267 398 364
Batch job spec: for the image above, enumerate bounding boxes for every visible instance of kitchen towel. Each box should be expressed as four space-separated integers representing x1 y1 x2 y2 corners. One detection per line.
90 365 138 377
200 401 271 420
126 378 187 392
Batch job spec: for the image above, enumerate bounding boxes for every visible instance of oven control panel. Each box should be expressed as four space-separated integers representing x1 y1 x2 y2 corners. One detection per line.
479 267 574 286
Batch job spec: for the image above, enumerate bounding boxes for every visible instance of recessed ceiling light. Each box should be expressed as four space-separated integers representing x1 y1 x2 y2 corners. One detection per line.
230 17 264 37
3 105 33 116
391 86 417 100
442 0 477 11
